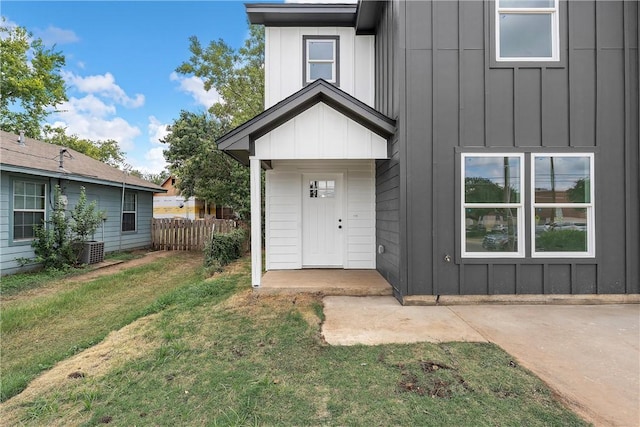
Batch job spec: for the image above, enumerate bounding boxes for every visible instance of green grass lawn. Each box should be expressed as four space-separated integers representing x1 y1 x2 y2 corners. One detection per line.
0 254 587 426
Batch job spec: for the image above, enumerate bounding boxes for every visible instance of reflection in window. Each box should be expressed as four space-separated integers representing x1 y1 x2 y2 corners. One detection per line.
309 180 335 198
533 155 593 255
462 155 524 256
496 0 559 61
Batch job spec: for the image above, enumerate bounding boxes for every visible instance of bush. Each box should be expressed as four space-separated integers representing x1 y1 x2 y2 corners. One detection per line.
204 228 247 273
536 229 587 252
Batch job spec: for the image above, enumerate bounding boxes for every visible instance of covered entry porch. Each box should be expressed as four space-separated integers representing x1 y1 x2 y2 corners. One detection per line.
216 80 396 288
258 269 392 296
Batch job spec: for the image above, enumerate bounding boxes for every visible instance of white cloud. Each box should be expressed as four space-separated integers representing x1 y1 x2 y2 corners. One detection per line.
49 96 141 151
170 71 221 108
130 147 167 175
63 71 145 108
36 25 79 45
148 116 169 144
61 95 116 117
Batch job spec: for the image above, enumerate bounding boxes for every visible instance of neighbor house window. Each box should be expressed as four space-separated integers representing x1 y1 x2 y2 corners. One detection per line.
462 154 525 258
122 191 137 232
303 36 339 85
496 0 559 62
532 154 594 257
13 180 46 241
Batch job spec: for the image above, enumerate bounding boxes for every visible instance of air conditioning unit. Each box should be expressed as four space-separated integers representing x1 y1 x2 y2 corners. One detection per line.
79 241 105 265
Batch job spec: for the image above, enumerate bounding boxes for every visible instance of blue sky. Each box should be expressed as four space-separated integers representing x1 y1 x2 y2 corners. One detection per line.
2 1 262 174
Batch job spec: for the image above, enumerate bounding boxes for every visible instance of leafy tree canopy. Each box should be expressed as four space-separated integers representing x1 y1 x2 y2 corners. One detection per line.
129 169 170 186
176 24 264 131
43 126 125 168
164 24 265 218
162 110 250 218
0 19 67 139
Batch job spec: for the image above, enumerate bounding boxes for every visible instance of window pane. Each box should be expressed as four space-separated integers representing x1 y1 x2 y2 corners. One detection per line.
25 196 36 210
500 14 552 58
499 0 554 8
465 156 521 203
309 63 333 81
14 181 25 196
535 209 588 252
465 208 519 253
308 41 334 60
122 212 136 231
534 156 591 203
14 195 25 210
124 192 136 211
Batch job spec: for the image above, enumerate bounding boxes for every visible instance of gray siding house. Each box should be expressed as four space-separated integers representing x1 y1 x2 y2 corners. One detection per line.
1 130 165 275
219 1 639 302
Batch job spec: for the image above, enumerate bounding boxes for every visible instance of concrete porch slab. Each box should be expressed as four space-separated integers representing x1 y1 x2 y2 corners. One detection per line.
257 269 393 296
322 296 488 345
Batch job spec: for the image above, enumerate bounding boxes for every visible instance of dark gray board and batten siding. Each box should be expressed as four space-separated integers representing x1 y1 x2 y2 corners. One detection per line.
374 0 639 297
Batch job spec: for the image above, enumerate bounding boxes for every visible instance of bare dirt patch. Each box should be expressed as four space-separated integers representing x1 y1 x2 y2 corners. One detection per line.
0 314 161 425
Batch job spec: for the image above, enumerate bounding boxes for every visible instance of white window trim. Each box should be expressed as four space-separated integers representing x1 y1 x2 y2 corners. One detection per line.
304 37 337 84
531 153 595 258
461 153 526 258
495 0 560 62
12 180 47 242
122 191 137 232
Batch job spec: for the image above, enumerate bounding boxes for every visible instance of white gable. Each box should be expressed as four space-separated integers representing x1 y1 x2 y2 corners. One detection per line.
254 103 388 160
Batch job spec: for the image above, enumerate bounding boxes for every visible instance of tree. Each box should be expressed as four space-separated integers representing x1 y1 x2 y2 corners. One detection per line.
129 169 170 185
164 24 265 218
43 126 125 167
162 111 250 217
176 24 264 131
0 19 67 139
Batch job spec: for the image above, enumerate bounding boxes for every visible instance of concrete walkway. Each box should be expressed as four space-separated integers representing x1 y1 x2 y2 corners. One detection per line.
322 297 640 427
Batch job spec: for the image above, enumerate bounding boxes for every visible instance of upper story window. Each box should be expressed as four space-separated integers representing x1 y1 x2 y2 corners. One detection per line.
303 36 339 85
13 180 46 241
495 0 559 62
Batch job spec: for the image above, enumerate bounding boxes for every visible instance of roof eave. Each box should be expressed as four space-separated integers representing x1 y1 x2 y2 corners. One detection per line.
246 3 357 27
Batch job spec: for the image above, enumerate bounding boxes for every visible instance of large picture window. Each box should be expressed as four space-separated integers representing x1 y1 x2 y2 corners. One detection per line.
462 154 524 258
303 36 339 85
122 191 137 232
532 154 594 257
461 152 595 259
495 0 559 62
13 180 47 241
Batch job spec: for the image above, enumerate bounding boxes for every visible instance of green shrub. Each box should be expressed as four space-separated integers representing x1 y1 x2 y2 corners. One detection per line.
204 228 247 272
536 229 587 252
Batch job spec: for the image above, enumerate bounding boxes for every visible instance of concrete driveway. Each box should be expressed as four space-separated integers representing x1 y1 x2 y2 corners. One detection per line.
322 297 640 427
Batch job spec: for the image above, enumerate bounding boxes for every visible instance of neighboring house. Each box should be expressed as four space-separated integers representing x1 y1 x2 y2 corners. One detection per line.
153 175 234 219
0 130 166 276
217 1 639 301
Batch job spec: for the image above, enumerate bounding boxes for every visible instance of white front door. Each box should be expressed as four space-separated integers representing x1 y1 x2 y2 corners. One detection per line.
302 173 344 267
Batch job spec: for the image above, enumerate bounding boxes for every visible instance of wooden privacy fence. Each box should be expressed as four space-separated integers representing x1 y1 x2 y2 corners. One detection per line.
152 218 237 251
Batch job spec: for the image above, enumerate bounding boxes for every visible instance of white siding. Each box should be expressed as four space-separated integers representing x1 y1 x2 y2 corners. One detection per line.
265 160 376 270
255 103 387 160
265 27 374 107
266 171 302 269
